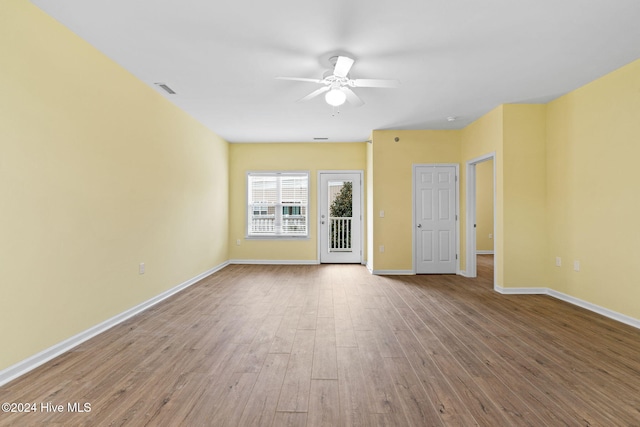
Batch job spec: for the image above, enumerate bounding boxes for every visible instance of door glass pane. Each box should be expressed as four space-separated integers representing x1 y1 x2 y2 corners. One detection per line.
328 181 352 252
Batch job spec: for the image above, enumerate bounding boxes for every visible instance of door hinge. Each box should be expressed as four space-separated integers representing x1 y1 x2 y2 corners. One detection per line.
456 254 458 260
455 175 458 182
455 214 458 221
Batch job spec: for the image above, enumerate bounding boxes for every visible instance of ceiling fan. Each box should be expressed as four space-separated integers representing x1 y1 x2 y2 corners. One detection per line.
277 55 400 107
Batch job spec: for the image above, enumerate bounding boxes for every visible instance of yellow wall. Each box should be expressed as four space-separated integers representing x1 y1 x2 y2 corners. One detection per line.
546 58 640 319
502 104 547 288
228 143 366 262
475 159 494 251
0 0 229 370
370 130 461 272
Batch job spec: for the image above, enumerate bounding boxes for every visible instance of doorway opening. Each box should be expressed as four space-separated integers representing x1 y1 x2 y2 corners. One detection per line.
465 153 496 288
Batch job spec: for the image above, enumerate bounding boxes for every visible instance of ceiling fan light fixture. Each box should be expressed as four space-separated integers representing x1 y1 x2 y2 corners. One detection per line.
325 89 346 106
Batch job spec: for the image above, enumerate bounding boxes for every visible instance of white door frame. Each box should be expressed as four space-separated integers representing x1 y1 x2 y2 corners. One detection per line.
317 170 364 264
465 152 496 286
412 163 460 274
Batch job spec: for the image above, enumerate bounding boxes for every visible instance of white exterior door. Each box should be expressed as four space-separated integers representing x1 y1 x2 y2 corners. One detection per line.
414 165 457 274
319 172 362 263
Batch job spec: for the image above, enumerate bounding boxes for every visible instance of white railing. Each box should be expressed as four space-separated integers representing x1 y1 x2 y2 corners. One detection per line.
251 217 275 233
282 216 307 234
330 217 352 251
251 216 306 235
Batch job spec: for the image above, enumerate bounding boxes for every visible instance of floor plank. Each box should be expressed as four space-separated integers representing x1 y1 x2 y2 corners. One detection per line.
237 353 289 427
272 411 308 426
384 356 443 427
336 346 370 427
307 379 340 427
277 329 315 412
312 317 338 380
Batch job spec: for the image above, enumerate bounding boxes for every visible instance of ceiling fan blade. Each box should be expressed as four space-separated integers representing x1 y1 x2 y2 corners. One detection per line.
340 87 364 107
297 86 330 102
277 77 323 83
333 56 355 77
351 78 400 88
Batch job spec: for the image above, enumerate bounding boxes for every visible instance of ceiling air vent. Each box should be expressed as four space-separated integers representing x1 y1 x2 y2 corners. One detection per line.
154 82 176 95
314 137 329 141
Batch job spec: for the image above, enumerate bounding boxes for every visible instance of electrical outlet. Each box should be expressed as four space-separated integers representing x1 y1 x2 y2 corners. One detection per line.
139 262 145 275
489 233 493 239
555 257 561 267
379 245 385 253
574 260 580 272
236 239 241 246
379 210 385 218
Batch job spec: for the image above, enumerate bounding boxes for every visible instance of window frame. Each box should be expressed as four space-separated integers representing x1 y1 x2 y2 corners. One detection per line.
246 171 310 240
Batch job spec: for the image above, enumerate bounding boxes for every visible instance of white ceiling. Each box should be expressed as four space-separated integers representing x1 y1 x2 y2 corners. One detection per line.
32 0 640 143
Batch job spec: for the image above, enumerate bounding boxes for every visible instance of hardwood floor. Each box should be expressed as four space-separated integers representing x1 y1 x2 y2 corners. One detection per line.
1 257 639 426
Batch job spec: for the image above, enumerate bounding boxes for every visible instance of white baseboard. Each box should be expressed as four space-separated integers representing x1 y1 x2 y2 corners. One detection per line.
476 250 495 255
495 286 640 330
229 259 319 265
0 261 229 387
372 269 414 275
495 286 548 295
548 289 640 330
458 270 471 278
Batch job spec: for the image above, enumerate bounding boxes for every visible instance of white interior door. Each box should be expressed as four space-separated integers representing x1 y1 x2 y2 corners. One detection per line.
415 165 457 274
319 172 362 263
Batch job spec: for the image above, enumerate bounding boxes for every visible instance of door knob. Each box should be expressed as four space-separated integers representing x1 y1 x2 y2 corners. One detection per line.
321 221 325 224
417 224 422 228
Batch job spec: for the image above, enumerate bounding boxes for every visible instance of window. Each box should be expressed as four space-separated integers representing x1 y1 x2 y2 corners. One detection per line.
247 172 308 237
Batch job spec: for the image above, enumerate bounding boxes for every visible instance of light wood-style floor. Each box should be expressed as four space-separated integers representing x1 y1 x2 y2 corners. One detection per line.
1 255 639 426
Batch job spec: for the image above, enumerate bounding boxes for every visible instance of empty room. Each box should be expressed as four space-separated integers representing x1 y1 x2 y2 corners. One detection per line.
1 0 640 425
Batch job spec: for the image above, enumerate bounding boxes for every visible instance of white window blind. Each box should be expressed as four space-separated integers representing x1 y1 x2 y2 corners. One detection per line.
248 172 308 237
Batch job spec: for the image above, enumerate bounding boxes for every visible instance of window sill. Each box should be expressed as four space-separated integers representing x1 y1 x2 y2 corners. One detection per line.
245 235 310 241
